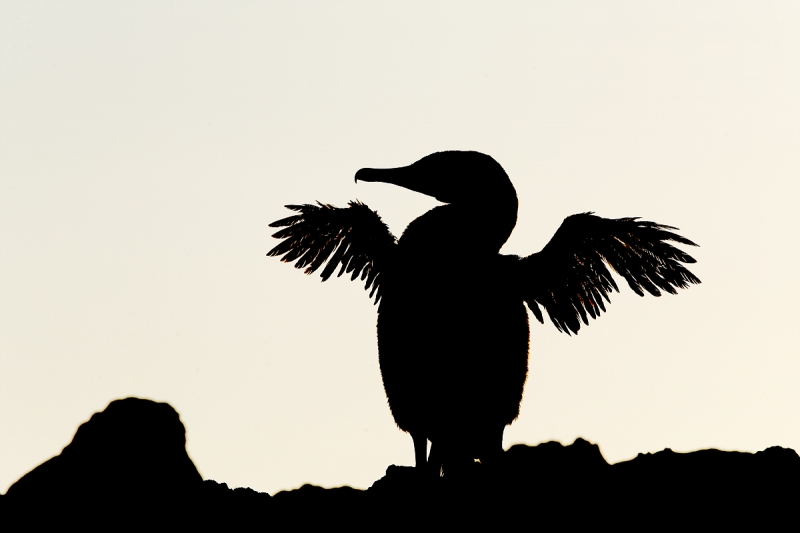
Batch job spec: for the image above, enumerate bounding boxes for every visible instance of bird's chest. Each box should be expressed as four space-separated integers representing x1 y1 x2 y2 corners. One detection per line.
377 254 519 348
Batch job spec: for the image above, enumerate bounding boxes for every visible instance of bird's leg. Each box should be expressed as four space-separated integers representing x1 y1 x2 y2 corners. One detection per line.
412 432 427 469
477 425 506 468
427 442 443 478
436 439 472 479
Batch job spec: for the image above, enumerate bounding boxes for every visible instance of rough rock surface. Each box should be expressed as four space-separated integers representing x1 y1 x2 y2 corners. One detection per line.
2 398 797 528
6 398 202 497
3 398 204 526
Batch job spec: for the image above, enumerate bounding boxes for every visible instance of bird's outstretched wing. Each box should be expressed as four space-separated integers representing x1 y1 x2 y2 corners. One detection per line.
515 213 700 334
267 201 397 303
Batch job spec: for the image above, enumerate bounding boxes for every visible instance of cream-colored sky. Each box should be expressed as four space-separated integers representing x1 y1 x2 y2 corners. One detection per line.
1 1 798 495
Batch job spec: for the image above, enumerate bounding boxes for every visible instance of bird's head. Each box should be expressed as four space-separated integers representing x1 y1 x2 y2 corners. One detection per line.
355 151 516 205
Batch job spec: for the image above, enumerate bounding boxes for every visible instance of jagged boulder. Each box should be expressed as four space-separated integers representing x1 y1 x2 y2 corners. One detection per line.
3 398 203 525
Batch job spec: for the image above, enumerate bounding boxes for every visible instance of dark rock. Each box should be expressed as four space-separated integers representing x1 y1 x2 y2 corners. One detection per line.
7 398 201 499
194 479 272 527
2 397 797 528
3 398 203 527
609 445 800 527
271 484 364 525
368 438 800 527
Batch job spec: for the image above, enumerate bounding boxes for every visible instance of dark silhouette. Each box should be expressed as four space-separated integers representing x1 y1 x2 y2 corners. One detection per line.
3 398 204 527
268 151 700 474
2 398 797 528
5 398 202 499
1 398 272 529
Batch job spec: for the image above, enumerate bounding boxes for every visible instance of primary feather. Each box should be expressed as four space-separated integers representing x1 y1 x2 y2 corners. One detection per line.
268 201 396 302
517 213 700 334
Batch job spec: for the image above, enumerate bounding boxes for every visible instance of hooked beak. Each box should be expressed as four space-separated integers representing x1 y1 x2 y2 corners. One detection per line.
356 166 408 183
354 165 427 195
354 168 378 183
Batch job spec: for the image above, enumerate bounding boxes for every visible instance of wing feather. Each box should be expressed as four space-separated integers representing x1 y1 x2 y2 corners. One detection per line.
517 213 700 334
267 201 397 303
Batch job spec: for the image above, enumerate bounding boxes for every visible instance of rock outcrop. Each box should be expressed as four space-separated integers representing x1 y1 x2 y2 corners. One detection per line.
3 398 204 526
2 398 797 528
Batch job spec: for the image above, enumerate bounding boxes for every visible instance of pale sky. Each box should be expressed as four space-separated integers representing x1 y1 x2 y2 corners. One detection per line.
1 1 798 495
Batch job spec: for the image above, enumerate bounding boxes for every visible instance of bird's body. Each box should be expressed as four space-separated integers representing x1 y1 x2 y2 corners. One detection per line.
377 212 529 465
268 151 700 473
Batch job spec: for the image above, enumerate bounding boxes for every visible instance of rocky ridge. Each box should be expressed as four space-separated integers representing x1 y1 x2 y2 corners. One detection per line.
2 398 797 528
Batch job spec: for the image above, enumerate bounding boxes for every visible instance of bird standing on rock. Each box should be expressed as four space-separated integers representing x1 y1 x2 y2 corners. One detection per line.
268 151 700 475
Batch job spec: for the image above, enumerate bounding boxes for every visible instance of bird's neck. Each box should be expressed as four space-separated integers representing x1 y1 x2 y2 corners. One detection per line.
400 194 518 256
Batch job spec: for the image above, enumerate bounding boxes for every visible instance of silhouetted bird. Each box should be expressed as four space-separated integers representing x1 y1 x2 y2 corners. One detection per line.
268 151 699 474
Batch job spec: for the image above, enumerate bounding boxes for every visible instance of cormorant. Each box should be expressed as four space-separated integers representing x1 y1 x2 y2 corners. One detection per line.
268 151 699 474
